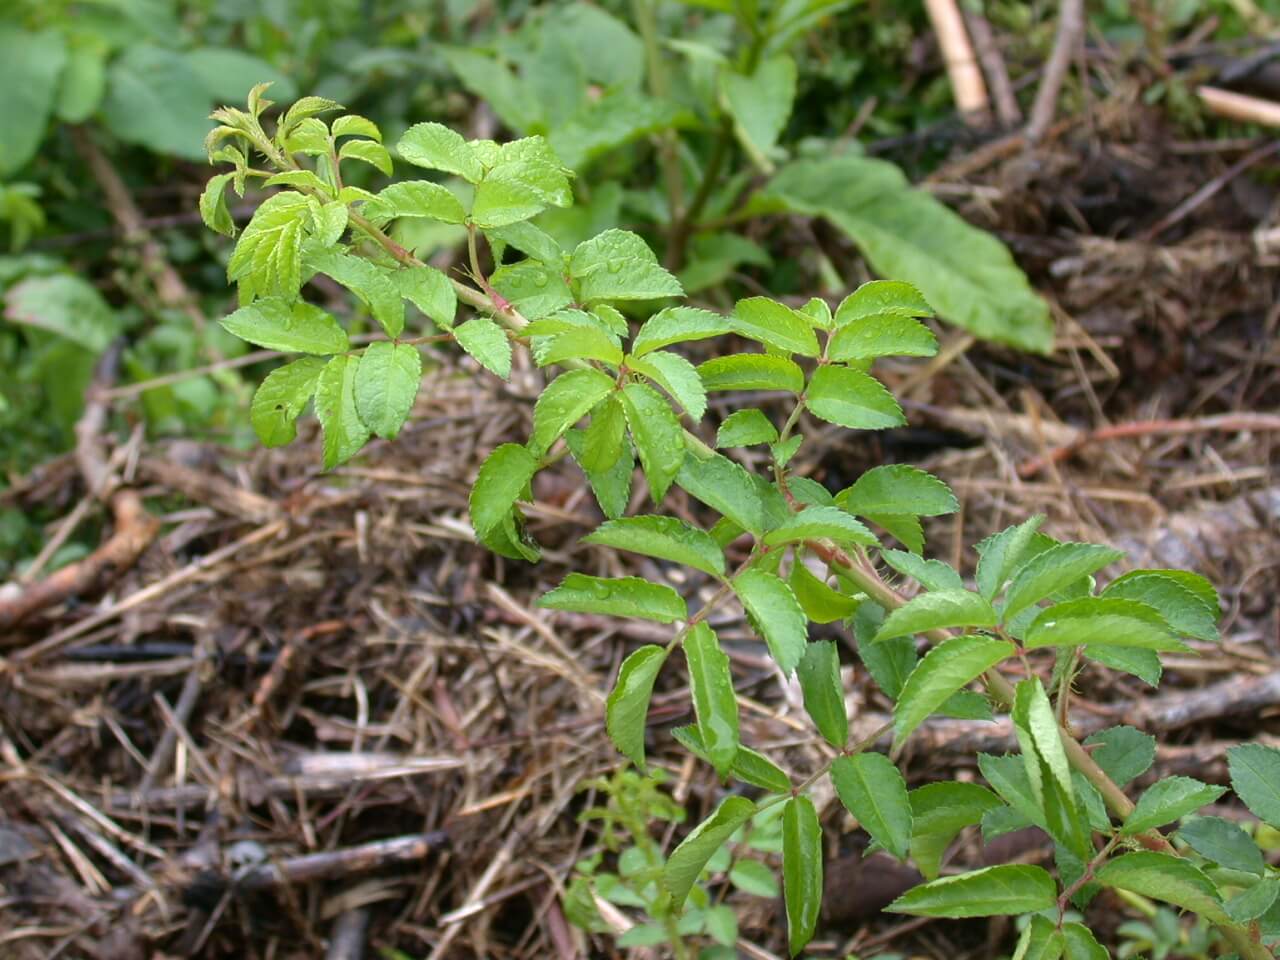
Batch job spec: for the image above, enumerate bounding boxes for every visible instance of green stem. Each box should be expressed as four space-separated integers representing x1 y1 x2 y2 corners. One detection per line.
631 0 685 224
666 116 733 270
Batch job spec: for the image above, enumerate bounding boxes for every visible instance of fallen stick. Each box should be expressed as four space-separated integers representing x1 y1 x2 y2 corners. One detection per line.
1199 85 1280 128
230 832 449 890
924 0 990 126
1027 0 1085 141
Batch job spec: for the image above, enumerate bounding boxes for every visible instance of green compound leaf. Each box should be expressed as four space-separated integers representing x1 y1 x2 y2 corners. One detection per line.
632 306 733 356
672 725 792 794
621 382 685 503
1100 573 1219 642
250 357 326 447
796 640 847 748
628 350 707 420
699 353 805 394
397 121 485 182
453 316 513 378
571 229 683 303
582 516 725 578
1082 725 1155 787
835 280 933 325
1122 777 1227 835
1176 816 1266 876
367 180 467 225
314 354 370 470
782 795 822 957
838 465 959 517
888 864 1057 918
566 427 634 520
763 506 878 549
538 573 687 624
975 515 1046 600
469 443 539 542
731 297 820 357
578 396 626 474
805 365 906 430
874 589 998 642
828 314 938 361
1107 568 1219 616
352 341 421 440
831 753 912 861
1024 598 1187 652
893 636 1015 750
1227 743 1280 829
227 192 310 299
717 409 778 448
685 622 739 778
338 138 392 175
908 781 1002 880
604 644 667 768
677 450 787 535
307 249 406 338
733 568 808 676
532 368 616 453
1002 543 1124 623
664 796 757 908
1095 852 1230 925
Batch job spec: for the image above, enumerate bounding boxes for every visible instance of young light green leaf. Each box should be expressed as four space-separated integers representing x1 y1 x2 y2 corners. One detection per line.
1083 725 1155 787
763 506 878 549
1122 777 1226 835
782 795 822 956
975 515 1046 601
486 221 562 264
314 354 370 470
353 341 421 440
699 354 805 394
306 249 405 338
453 316 512 378
583 516 725 577
471 166 557 229
632 306 733 356
397 122 484 182
664 795 757 907
250 357 326 447
838 465 959 517
672 725 793 794
199 173 237 237
828 314 938 361
227 192 310 298
469 443 539 541
721 56 796 171
733 568 808 676
887 864 1057 918
835 280 933 325
908 781 1003 880
685 622 739 778
1101 573 1219 642
881 550 965 592
367 180 466 225
532 368 616 453
394 265 457 329
874 589 998 641
1177 817 1266 875
331 114 380 141
604 644 667 767
1024 597 1186 652
1227 743 1280 829
1094 852 1229 925
796 640 847 747
620 382 685 502
338 138 392 175
221 299 348 355
831 753 912 860
1002 543 1124 623
893 636 1015 749
805 365 905 430
790 560 860 624
628 350 707 420
717 409 778 448
538 573 687 623
533 326 624 368
571 229 683 303
731 297 820 357
490 260 573 320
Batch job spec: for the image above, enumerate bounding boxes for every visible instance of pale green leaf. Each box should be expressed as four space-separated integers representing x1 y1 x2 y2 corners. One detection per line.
221 299 348 354
628 350 706 420
368 181 467 225
397 122 484 182
250 357 326 447
314 354 370 469
975 515 1046 600
699 354 805 394
875 589 998 641
763 506 878 548
1060 921 1109 960
717 409 778 448
829 314 938 361
1122 778 1226 835
893 636 1015 749
664 796 756 907
453 316 512 378
0 26 65 174
582 516 725 577
394 265 457 329
306 249 404 337
888 865 1057 917
579 395 626 473
101 45 210 160
721 56 796 170
835 280 933 324
730 859 779 897
632 306 732 356
1095 852 1229 924
805 365 905 430
731 297 820 357
227 193 311 299
838 465 958 517
790 561 860 624
1176 817 1265 875
676 450 789 535
571 229 683 303
338 138 392 175
199 173 236 237
490 260 573 320
881 550 964 592
353 341 421 440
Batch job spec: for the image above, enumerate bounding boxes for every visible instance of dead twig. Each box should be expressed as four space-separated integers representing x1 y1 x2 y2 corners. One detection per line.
925 0 991 126
1027 0 1085 141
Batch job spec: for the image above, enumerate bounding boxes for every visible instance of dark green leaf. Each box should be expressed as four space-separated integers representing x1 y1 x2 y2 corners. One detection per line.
1083 726 1155 787
881 550 964 592
538 573 686 623
672 725 792 793
1176 817 1265 875
908 781 1002 880
838 465 958 517
1025 598 1186 652
1122 778 1226 835
469 443 539 541
1226 876 1280 924
763 506 878 548
832 753 912 860
621 382 685 502
734 568 808 676
685 622 739 778
717 409 778 448
1084 645 1162 687
887 864 1057 917
875 589 998 641
664 796 757 907
975 515 1045 601
532 368 616 453
893 637 1015 749
677 450 786 536
1095 852 1229 924
1101 573 1218 641
797 640 847 747
604 645 667 767
1003 543 1124 623
782 796 822 956
632 306 733 356
790 560 860 624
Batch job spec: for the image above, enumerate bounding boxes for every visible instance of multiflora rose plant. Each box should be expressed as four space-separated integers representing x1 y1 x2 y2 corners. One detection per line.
200 89 1280 958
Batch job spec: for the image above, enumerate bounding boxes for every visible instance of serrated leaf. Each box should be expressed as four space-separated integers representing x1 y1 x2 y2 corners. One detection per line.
763 506 878 548
733 568 807 676
534 326 624 368
282 96 343 131
838 465 958 517
717 409 778 448
888 864 1057 918
805 365 905 430
1014 914 1065 960
835 280 933 324
310 201 349 246
579 395 625 473
353 341 421 440
394 265 456 329
490 260 573 320
832 753 912 860
604 645 667 767
368 181 467 225
250 357 326 447
331 114 381 141
314 354 370 469
339 138 392 174
782 795 822 956
1227 743 1280 829
570 229 680 298
1122 778 1226 835
664 796 757 907
1101 573 1218 642
632 306 732 355
306 249 404 338
471 164 558 229
566 428 634 520
881 550 964 592
531 369 615 454
672 725 792 793
731 297 820 357
797 640 847 747
676 450 789 535
790 560 860 624
397 122 484 181
893 636 1014 749
975 515 1046 600
1013 678 1089 858
486 221 563 264
1060 921 1109 960
199 173 236 237
875 589 998 641
1083 645 1163 686
699 354 805 393
626 350 706 420
228 193 310 298
1025 597 1186 652
621 382 685 503
453 316 513 378
582 516 725 577
1108 568 1219 616
829 314 938 361
720 54 796 172
539 573 686 623
1095 852 1229 924
1177 817 1266 875
908 781 1002 880
221 298 348 354
685 622 739 778
1002 543 1125 623
1083 726 1155 787
469 443 539 540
